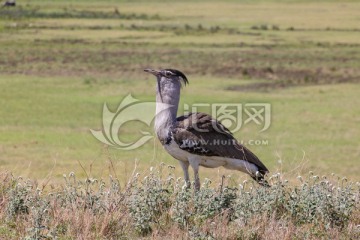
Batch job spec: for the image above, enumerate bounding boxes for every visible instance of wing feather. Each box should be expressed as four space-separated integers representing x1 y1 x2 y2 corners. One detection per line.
172 112 269 174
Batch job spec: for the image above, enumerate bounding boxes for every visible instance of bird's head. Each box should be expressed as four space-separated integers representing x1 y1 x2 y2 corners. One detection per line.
144 68 189 102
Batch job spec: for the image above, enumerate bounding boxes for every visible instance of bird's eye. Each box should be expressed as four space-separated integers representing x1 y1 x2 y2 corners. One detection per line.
164 71 173 77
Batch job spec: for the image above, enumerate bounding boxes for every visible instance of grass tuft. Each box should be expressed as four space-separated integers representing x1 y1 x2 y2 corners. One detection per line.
0 166 359 239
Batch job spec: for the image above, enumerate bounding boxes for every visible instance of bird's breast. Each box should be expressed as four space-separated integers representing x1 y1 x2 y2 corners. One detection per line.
164 139 190 162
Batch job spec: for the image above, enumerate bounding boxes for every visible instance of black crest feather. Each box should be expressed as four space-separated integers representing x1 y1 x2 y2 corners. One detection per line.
164 69 189 85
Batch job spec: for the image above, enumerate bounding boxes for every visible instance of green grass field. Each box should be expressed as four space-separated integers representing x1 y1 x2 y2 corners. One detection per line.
1 1 360 239
0 0 359 185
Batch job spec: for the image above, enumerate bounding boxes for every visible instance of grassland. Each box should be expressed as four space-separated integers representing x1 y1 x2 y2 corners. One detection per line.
1 0 359 183
0 168 359 239
0 0 359 239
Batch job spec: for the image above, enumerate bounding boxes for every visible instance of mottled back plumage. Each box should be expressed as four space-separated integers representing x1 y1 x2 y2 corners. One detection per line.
172 112 269 175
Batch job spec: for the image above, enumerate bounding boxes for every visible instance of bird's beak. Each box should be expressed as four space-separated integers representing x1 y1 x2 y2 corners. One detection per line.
144 68 160 76
144 68 163 102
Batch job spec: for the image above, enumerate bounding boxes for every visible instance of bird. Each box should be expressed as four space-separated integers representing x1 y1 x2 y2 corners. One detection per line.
144 68 269 190
2 0 16 7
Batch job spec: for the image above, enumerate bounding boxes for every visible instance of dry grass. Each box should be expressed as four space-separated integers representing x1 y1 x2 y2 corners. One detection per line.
0 165 359 239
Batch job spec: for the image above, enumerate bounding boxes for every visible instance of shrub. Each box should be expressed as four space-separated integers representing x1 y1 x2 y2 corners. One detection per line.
0 167 359 239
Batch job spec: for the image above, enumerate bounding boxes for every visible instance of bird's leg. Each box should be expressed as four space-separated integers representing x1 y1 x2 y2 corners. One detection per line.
188 157 200 191
178 160 190 189
193 170 200 191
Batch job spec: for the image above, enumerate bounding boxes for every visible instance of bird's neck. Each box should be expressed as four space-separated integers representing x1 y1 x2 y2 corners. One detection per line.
155 83 180 144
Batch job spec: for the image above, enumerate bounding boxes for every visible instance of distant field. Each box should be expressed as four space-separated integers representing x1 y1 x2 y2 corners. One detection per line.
0 0 359 184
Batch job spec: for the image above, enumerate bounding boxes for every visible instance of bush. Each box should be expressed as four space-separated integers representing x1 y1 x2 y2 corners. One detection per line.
0 167 359 239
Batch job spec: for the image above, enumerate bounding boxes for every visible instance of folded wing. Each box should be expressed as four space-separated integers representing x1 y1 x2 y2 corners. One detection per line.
172 112 269 175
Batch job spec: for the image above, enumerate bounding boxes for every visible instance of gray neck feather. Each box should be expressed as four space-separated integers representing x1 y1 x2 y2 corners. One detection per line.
155 76 181 144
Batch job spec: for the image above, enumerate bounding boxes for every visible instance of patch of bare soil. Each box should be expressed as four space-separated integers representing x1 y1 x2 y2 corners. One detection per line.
225 67 360 91
1 40 359 90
